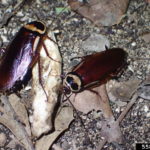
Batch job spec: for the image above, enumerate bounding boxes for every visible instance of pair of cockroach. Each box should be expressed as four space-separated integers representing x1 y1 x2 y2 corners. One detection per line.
0 21 127 95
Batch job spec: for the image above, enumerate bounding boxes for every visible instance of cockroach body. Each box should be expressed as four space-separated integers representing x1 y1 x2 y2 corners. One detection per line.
64 48 127 94
0 21 47 91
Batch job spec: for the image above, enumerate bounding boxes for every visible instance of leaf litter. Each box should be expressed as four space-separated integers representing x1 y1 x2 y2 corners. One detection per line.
68 0 129 26
30 30 62 137
0 26 74 149
0 0 149 149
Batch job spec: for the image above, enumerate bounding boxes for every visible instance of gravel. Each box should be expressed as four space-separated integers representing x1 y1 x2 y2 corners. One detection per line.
0 0 149 149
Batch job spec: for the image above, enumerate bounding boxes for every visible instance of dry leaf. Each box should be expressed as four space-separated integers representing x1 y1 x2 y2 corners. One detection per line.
69 84 114 119
97 93 139 148
81 34 110 52
145 0 150 3
101 119 123 143
8 94 31 136
107 78 141 104
68 0 129 26
35 106 74 150
30 31 62 137
0 96 34 150
69 84 123 144
69 89 101 114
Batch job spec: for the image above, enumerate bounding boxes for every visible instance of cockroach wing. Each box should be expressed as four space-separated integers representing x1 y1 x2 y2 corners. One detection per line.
73 48 127 87
0 28 37 91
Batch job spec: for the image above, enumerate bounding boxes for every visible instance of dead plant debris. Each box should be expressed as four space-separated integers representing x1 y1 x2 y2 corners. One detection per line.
0 0 149 150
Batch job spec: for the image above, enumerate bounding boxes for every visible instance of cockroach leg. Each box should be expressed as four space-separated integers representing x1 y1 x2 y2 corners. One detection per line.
72 93 78 102
70 54 96 62
28 49 49 100
62 93 72 102
28 52 40 69
45 35 57 45
64 93 86 127
42 41 61 63
37 55 49 101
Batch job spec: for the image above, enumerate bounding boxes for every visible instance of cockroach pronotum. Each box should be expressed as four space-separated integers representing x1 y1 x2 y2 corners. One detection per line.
0 21 53 92
63 48 127 94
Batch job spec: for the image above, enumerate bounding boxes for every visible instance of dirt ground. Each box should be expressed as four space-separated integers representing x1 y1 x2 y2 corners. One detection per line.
0 0 149 150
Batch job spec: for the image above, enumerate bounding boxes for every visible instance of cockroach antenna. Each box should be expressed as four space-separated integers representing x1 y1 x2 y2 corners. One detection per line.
63 92 87 128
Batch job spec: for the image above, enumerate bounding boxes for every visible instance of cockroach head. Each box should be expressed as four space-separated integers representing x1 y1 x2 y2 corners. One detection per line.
24 21 46 35
64 72 82 93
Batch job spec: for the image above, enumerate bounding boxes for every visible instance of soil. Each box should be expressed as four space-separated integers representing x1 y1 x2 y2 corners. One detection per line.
0 0 149 150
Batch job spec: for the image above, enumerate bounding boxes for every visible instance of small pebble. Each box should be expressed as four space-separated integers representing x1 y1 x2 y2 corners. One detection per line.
143 105 149 112
131 42 136 46
146 112 150 117
81 34 110 52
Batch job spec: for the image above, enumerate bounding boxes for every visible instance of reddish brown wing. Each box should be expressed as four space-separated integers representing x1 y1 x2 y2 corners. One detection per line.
0 28 37 91
73 48 127 87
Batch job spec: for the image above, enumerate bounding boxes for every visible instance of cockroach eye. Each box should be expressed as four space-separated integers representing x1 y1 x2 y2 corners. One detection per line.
71 83 79 91
66 76 73 84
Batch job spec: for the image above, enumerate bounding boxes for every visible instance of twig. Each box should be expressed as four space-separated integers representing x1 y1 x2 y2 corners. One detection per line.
97 93 139 150
117 93 138 123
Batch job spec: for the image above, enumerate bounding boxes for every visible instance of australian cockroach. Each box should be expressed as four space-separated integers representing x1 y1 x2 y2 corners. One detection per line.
63 48 127 94
0 21 53 92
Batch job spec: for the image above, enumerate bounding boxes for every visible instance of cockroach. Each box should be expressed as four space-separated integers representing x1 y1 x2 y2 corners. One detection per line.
63 48 127 94
0 21 53 92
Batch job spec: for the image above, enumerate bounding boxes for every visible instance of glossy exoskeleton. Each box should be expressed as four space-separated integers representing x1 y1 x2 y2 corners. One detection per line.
64 48 127 94
0 21 48 91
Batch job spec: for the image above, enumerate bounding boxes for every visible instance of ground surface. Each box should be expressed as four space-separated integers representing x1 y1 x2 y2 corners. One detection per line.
0 0 149 150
